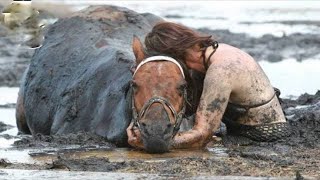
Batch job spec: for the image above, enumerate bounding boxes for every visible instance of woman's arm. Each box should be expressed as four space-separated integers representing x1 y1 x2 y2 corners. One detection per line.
171 65 232 149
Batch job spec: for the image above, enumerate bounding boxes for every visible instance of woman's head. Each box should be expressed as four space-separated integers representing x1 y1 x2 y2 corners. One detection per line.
145 22 214 62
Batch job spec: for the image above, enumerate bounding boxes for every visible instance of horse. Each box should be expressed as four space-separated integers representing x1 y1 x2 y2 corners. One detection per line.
15 35 200 153
14 6 202 153
130 36 193 153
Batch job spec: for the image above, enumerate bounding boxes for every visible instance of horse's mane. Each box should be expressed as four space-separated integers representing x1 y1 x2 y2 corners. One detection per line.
145 51 205 116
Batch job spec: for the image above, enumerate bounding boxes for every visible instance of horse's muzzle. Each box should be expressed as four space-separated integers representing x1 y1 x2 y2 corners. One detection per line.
142 136 170 153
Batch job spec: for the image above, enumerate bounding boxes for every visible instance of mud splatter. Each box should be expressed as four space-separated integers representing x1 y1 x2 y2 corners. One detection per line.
206 97 227 112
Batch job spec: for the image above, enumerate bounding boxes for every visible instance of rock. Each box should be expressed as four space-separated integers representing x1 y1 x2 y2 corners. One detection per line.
281 90 320 109
19 5 163 146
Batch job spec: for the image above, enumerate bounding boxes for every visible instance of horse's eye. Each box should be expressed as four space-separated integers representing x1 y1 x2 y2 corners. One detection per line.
131 81 138 90
177 83 187 93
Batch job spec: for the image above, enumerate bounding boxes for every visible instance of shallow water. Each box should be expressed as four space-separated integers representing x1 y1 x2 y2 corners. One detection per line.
0 1 319 175
0 87 19 106
0 169 289 180
0 89 228 166
0 139 227 166
259 58 320 98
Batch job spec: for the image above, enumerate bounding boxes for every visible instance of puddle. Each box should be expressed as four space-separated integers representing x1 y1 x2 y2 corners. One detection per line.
0 108 16 127
58 147 228 163
0 149 39 164
0 86 229 166
1 145 228 165
0 108 18 139
0 169 290 180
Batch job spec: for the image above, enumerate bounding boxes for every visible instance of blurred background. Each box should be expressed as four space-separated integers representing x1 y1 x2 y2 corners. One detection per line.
0 0 319 108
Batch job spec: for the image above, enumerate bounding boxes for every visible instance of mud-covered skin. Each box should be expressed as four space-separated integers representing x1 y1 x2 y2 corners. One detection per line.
172 43 287 148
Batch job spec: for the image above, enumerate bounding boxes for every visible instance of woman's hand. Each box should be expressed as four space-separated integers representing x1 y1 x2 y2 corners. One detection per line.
126 122 144 149
171 129 208 149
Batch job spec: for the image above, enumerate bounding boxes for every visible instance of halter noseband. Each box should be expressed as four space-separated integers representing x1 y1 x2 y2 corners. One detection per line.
131 56 187 138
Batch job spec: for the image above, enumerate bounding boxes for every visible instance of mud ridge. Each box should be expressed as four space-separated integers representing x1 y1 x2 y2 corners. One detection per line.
198 28 320 62
0 121 13 133
13 132 116 149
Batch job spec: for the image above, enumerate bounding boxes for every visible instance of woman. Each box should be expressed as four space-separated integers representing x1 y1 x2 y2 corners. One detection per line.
127 22 290 149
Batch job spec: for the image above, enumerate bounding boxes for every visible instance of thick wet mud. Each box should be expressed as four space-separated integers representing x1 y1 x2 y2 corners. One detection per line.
198 28 320 62
0 4 319 179
0 122 13 133
0 92 319 179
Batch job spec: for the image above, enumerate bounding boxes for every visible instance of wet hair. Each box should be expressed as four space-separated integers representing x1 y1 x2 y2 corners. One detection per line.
144 22 210 114
145 22 214 62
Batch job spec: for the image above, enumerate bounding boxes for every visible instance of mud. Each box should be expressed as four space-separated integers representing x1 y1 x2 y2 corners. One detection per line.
0 121 13 133
0 4 319 179
13 132 115 149
0 92 318 179
281 90 320 109
198 28 320 62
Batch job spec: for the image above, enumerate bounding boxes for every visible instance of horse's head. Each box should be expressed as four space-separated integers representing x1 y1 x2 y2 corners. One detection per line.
131 36 187 153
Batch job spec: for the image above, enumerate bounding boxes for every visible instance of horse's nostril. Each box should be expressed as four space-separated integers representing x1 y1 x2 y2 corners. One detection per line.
141 122 146 127
167 124 172 128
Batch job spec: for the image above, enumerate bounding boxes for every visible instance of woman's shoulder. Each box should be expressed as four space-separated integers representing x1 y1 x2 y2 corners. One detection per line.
211 43 258 70
207 43 269 91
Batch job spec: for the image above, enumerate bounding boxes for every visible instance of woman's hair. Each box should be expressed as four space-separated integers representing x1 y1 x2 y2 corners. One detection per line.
145 22 214 61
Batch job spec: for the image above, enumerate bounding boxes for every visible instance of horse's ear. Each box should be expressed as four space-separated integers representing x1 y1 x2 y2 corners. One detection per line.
132 35 145 64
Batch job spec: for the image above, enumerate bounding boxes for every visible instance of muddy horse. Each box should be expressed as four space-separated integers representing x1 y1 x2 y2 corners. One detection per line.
15 6 200 153
15 6 289 153
128 37 199 153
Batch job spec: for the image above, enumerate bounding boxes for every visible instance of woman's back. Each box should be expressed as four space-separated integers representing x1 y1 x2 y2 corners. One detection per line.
208 43 286 126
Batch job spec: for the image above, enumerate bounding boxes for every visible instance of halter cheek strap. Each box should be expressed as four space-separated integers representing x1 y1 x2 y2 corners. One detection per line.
202 41 219 71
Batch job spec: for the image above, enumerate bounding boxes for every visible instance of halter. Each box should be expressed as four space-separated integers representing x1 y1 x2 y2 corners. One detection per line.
202 41 219 71
133 56 185 78
131 56 187 138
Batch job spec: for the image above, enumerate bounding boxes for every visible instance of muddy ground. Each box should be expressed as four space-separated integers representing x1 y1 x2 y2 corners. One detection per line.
0 121 12 133
0 4 319 179
0 92 319 179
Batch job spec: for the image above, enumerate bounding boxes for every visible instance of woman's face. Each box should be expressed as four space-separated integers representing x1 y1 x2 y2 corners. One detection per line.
185 44 202 67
